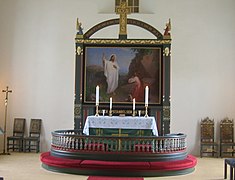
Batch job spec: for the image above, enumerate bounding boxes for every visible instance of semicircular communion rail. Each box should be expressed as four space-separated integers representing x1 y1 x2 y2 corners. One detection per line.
50 130 187 162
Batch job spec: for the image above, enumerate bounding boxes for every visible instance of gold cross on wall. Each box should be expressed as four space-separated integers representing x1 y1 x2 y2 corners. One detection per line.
116 2 131 38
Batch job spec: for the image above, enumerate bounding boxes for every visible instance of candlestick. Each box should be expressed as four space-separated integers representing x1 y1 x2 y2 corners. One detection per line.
95 105 99 116
145 86 149 106
109 109 112 117
144 105 149 117
102 109 105 116
132 110 135 117
96 85 99 106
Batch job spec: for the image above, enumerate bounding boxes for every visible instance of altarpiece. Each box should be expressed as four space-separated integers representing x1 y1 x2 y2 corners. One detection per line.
74 3 171 136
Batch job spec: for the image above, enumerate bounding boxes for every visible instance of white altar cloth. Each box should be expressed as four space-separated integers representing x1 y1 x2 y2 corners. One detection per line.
83 115 158 136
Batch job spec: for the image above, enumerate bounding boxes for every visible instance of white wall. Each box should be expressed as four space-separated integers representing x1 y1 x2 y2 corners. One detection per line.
0 0 235 155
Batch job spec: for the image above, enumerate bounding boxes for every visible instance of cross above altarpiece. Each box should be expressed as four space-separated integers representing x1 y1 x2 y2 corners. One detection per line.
116 2 131 39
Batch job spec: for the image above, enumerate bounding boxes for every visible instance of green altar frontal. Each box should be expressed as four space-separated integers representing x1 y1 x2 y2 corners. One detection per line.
89 128 153 136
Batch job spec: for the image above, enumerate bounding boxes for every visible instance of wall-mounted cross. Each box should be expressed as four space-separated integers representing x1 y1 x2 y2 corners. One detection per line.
116 2 131 39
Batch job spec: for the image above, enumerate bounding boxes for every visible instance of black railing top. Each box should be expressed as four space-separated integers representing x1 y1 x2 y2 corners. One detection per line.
52 129 186 139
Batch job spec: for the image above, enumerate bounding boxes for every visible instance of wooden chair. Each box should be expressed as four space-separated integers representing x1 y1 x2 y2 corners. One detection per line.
23 119 42 153
200 117 219 157
224 158 235 180
7 118 26 152
220 117 235 157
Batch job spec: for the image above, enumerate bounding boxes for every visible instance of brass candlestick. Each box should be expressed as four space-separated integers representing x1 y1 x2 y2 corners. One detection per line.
95 105 99 116
144 105 148 117
109 109 112 117
132 110 136 117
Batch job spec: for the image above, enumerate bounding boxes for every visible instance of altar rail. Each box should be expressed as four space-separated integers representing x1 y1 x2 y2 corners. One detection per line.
51 130 187 162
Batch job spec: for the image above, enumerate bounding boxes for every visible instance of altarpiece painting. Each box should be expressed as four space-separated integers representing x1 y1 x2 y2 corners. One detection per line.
84 46 161 105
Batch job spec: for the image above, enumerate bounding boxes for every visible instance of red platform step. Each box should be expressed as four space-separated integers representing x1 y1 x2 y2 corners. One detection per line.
40 152 197 177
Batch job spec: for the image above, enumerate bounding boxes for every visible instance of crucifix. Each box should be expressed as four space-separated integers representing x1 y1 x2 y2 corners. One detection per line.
116 1 131 39
0 86 12 155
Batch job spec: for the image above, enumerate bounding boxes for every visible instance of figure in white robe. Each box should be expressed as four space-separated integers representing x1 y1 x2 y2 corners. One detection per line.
103 54 120 94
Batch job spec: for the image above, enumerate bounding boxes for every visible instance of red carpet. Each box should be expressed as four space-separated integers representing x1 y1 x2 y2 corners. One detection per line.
87 177 144 180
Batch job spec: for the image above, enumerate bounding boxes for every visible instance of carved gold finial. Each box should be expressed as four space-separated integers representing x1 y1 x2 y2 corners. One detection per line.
76 18 83 38
163 19 171 39
116 2 131 38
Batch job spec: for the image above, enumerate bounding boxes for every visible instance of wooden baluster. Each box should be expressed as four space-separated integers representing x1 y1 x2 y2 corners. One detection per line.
110 138 113 151
91 138 94 151
180 138 183 150
152 138 156 152
77 137 80 150
79 138 81 150
56 136 58 149
61 136 64 149
71 136 75 150
146 140 150 152
171 139 173 151
160 139 163 152
165 139 168 151
143 141 146 152
168 139 171 151
97 138 100 151
60 136 63 150
177 138 180 150
163 139 165 151
103 138 106 151
80 138 84 150
61 136 64 150
137 139 140 152
74 137 77 150
128 140 132 152
65 136 67 149
56 136 59 149
88 138 91 151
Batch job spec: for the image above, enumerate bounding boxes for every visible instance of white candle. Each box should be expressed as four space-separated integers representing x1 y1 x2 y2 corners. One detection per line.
133 98 135 110
110 97 112 110
145 86 149 106
96 85 99 106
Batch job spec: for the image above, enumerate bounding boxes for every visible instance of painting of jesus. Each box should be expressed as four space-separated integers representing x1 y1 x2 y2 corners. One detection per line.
84 46 161 105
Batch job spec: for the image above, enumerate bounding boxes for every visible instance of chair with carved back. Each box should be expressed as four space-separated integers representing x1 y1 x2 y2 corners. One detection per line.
200 117 219 157
7 118 26 152
220 117 235 157
23 119 42 153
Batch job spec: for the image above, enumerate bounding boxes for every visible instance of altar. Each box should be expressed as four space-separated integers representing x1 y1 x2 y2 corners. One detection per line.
83 115 158 137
